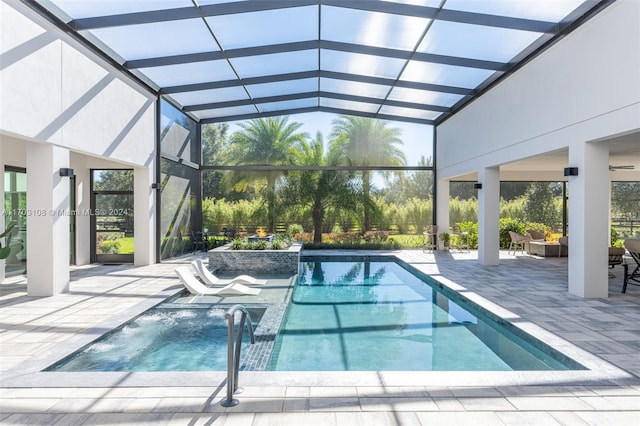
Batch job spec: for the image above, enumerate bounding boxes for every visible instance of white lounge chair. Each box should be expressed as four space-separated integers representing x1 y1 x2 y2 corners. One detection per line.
191 259 267 286
175 266 261 296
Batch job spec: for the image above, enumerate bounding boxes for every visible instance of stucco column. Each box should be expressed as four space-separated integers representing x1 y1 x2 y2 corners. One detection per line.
0 143 5 283
478 167 500 265
26 142 70 295
436 178 450 249
134 166 156 265
568 142 609 298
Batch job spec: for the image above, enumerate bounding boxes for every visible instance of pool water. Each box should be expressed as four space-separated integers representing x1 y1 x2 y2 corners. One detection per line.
267 257 579 371
48 307 264 372
47 257 583 372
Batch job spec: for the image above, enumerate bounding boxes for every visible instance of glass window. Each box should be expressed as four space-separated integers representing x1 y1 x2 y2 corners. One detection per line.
322 6 429 51
387 87 463 107
193 105 258 121
92 169 133 191
320 78 390 99
83 19 219 61
230 50 317 80
48 0 192 19
418 20 542 63
160 99 198 163
400 60 495 88
160 159 199 260
170 86 249 107
379 105 440 121
206 6 317 50
246 78 318 99
443 0 587 22
320 98 380 114
138 60 238 87
258 98 317 113
321 50 405 79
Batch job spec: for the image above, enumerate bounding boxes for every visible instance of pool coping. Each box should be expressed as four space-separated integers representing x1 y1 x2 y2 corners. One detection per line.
1 251 638 389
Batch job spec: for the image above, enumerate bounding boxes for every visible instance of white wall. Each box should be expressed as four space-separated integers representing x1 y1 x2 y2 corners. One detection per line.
0 0 156 166
0 0 159 288
436 0 640 298
437 0 640 178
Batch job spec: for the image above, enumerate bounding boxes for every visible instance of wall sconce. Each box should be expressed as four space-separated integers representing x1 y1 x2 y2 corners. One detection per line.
473 183 483 189
151 183 160 190
59 168 74 177
563 167 579 176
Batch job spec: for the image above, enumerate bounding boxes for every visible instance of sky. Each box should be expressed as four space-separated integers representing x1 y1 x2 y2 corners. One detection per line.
228 111 434 166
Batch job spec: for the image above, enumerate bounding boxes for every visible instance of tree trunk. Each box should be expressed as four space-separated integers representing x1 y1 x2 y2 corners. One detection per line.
266 173 275 233
312 202 324 243
362 170 371 232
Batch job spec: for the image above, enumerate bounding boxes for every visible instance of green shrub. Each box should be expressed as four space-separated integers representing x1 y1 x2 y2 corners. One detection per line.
499 218 526 249
456 221 478 249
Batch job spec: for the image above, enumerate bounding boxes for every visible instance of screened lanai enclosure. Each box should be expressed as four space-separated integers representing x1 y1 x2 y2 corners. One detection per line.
24 0 632 259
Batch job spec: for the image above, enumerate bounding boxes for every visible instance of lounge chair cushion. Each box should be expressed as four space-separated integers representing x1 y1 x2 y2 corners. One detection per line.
175 266 261 296
191 259 267 286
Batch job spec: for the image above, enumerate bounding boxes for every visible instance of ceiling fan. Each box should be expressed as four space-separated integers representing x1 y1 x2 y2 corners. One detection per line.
609 164 635 171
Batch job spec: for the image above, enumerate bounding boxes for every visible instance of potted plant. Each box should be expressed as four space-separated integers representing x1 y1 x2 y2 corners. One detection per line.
438 232 451 250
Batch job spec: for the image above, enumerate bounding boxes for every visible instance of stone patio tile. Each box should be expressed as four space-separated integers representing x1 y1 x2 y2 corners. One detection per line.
308 397 360 412
432 397 465 411
548 411 590 425
284 386 309 398
122 397 162 413
575 411 640 426
237 386 286 398
1 398 61 413
151 397 210 413
450 387 503 397
309 386 357 398
252 412 335 426
283 398 308 412
496 411 562 425
52 413 93 425
457 397 515 411
335 411 418 426
215 397 284 413
359 396 438 412
1 413 65 425
415 411 506 425
82 412 173 425
356 386 427 398
167 413 226 425
506 396 593 411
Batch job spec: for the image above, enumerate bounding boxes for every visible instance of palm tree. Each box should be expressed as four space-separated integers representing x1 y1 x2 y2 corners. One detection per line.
224 117 307 232
330 116 406 231
285 132 359 243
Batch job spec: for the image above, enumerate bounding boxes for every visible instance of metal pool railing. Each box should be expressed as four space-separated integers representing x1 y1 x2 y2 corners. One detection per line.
221 304 255 407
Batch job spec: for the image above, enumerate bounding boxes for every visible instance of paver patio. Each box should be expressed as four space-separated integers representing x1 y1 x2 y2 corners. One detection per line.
1 250 639 425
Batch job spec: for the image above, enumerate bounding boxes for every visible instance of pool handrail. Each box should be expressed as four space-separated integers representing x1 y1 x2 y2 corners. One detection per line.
221 304 255 407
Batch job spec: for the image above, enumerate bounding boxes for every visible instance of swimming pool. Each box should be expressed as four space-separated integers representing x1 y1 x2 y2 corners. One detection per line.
268 257 581 371
47 256 583 372
48 306 265 372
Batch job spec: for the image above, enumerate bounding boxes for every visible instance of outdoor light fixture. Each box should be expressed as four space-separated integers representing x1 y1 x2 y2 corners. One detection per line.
564 167 579 176
151 183 160 189
474 183 483 189
59 168 74 177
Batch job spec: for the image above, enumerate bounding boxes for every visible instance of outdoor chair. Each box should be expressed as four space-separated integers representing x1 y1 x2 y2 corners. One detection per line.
608 247 627 279
508 231 529 255
423 225 437 252
622 239 640 293
190 231 209 253
451 225 469 251
175 266 261 296
222 227 236 243
191 259 267 286
526 230 546 242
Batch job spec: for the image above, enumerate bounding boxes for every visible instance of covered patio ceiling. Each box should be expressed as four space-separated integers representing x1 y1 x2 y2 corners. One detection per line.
30 0 610 125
